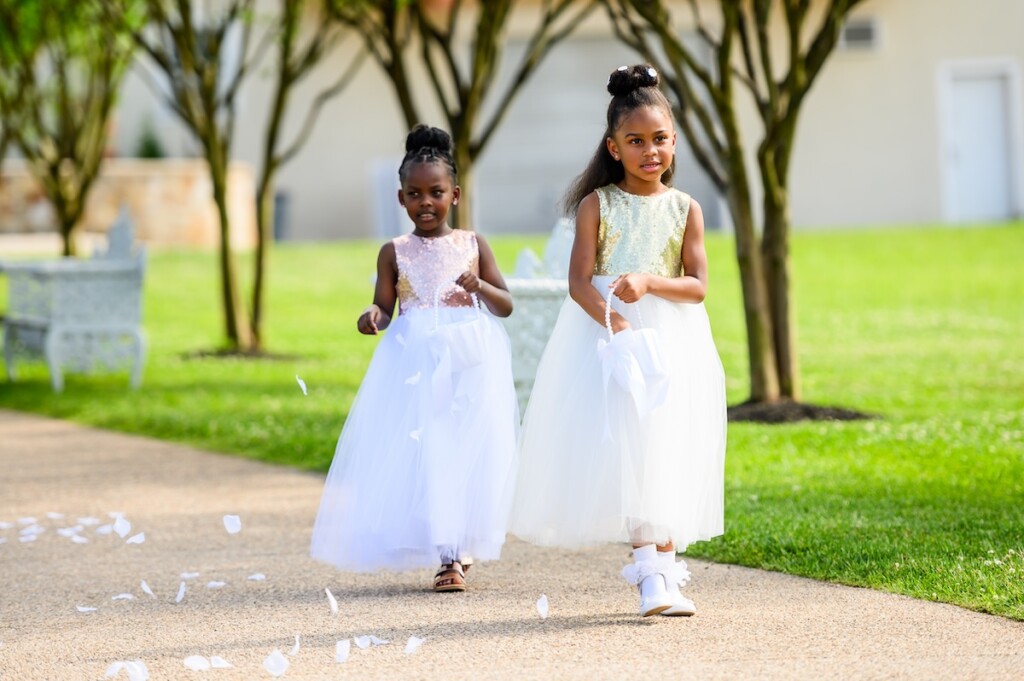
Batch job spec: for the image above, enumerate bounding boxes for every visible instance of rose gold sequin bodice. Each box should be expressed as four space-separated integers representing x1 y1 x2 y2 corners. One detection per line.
593 184 691 277
393 230 480 314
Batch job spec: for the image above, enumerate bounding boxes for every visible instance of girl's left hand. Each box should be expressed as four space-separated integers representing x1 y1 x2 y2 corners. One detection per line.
611 273 649 303
455 271 481 294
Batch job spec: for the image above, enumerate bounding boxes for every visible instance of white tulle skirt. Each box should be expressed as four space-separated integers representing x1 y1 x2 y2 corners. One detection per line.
509 275 726 550
310 307 519 572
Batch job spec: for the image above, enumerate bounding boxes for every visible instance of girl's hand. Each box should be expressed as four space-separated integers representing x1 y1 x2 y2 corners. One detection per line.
610 315 631 335
611 273 649 303
357 305 382 335
455 271 481 294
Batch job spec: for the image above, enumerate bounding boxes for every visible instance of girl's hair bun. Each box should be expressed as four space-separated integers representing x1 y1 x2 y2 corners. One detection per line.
606 64 660 97
405 124 452 154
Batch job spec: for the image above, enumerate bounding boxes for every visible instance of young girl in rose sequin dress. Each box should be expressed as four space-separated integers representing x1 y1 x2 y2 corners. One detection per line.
509 65 727 617
311 125 518 593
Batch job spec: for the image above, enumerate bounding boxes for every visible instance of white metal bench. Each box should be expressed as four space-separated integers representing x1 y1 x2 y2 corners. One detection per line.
1 211 146 392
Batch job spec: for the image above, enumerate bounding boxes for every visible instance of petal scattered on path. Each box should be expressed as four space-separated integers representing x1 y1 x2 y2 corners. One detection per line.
126 532 145 545
263 649 289 677
288 634 300 656
183 656 210 671
223 515 241 535
113 516 131 539
536 594 549 619
325 588 338 615
295 375 308 395
175 582 186 603
335 640 350 663
404 636 425 655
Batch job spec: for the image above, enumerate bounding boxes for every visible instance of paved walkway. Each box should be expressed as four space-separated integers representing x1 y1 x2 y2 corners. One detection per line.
1 409 1022 680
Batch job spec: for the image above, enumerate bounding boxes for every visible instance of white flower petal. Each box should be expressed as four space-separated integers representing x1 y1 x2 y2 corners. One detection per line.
112 593 134 601
288 633 300 656
57 526 83 537
113 516 131 539
77 605 97 612
335 640 351 663
223 515 241 535
126 532 145 545
209 656 232 669
77 516 100 526
536 594 549 619
325 587 338 615
46 511 64 520
181 572 200 580
124 660 149 681
183 656 210 671
263 649 289 677
105 661 125 678
206 581 226 589
96 524 114 535
404 636 425 655
140 581 155 598
0 538 6 544
353 636 371 650
295 374 308 395
19 535 36 543
71 535 89 544
175 582 186 603
369 636 389 646
0 521 13 529
17 517 36 525
247 573 267 581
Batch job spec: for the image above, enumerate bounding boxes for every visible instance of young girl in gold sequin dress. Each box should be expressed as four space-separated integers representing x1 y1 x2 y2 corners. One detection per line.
311 125 518 593
509 65 726 617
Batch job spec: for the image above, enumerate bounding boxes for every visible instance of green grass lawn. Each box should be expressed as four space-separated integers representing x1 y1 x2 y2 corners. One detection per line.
1 225 1022 619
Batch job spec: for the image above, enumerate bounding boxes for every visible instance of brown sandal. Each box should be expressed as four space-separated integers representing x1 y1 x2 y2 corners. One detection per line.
433 563 466 592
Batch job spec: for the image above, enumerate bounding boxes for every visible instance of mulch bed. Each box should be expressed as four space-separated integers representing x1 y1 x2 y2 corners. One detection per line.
727 400 876 424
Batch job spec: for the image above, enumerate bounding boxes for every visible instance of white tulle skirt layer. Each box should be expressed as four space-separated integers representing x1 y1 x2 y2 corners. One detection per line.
310 307 519 573
509 276 726 549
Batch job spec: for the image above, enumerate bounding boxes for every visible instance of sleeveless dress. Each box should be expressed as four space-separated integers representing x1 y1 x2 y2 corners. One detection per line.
310 230 519 572
508 184 726 550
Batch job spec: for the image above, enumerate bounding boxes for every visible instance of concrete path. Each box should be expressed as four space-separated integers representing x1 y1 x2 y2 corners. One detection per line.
1 409 1022 680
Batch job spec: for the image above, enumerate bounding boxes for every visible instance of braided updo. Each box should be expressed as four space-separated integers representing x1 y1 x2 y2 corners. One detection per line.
398 124 458 184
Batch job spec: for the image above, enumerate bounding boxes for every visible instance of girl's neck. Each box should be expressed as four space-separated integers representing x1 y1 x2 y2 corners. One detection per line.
412 225 454 239
616 177 670 197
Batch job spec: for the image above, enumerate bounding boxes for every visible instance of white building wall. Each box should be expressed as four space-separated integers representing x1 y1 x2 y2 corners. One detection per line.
104 0 1024 241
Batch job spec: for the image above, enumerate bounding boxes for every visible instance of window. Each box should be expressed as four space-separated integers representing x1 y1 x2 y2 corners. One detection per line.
839 18 879 51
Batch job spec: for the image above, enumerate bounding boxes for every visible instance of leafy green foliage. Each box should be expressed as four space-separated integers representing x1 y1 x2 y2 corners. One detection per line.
0 226 1021 619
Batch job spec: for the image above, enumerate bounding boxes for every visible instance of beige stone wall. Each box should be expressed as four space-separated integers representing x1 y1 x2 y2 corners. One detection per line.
0 160 256 250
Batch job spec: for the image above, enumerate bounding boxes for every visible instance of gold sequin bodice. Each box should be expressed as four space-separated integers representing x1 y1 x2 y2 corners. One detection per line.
393 230 480 314
593 184 690 277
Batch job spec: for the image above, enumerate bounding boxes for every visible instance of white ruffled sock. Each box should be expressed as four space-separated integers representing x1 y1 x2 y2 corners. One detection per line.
622 545 670 615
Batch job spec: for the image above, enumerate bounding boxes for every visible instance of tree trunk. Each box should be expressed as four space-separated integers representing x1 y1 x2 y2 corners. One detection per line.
251 171 275 350
726 180 780 403
208 152 251 352
451 141 474 230
759 169 800 401
59 215 76 257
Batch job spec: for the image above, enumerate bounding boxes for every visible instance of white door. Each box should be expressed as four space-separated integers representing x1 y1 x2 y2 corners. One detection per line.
948 73 1014 222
